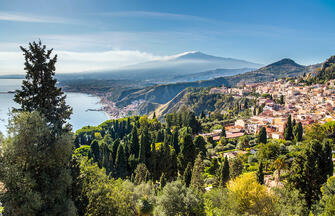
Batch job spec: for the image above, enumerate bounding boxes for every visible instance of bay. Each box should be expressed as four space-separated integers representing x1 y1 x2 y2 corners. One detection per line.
0 79 109 135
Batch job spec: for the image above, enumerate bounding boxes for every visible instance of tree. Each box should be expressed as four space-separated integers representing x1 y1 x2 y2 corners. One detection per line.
115 144 128 179
218 156 230 187
289 139 333 208
152 112 156 119
227 172 276 216
280 95 285 105
178 133 196 173
0 112 76 215
294 122 303 142
155 181 203 216
190 154 205 191
230 157 244 179
14 41 72 133
284 115 293 140
183 162 193 187
130 127 139 158
256 161 264 185
160 173 167 190
271 157 287 185
193 135 207 156
134 163 150 185
258 127 267 144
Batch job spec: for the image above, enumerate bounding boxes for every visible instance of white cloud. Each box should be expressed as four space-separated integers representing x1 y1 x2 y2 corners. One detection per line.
0 49 177 74
0 11 73 23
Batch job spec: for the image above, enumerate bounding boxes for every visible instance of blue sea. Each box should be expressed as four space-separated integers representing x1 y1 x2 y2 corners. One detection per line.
0 79 109 135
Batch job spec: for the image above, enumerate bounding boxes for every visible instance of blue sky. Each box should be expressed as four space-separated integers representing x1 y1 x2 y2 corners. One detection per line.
1 0 335 74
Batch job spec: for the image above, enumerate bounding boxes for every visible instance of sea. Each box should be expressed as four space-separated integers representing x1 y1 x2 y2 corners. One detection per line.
0 79 109 135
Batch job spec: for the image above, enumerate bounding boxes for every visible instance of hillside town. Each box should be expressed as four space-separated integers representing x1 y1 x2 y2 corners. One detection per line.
208 79 335 140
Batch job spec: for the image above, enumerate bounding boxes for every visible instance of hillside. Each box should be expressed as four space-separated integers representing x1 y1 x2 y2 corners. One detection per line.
223 58 317 86
313 55 335 82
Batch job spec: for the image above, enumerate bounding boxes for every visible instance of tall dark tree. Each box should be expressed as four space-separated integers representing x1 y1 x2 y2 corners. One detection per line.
221 126 226 138
289 139 333 208
178 134 196 173
258 127 267 144
218 156 230 187
183 162 193 187
14 41 72 133
284 115 293 141
130 127 139 158
194 135 207 156
294 122 303 142
256 161 264 185
280 95 285 105
115 144 128 179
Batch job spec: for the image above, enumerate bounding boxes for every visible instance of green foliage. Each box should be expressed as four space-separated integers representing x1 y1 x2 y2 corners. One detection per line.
134 163 150 185
229 157 244 179
14 41 72 133
191 154 205 191
289 139 333 208
272 186 308 216
218 156 230 187
0 112 76 215
284 115 293 141
256 161 264 184
78 158 135 215
183 162 193 187
155 180 204 216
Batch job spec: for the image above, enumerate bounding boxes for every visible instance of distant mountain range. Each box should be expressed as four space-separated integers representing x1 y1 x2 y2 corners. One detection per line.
54 51 262 81
112 58 322 116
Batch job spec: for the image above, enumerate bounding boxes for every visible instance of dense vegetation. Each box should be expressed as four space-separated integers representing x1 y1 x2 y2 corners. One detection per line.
0 42 334 216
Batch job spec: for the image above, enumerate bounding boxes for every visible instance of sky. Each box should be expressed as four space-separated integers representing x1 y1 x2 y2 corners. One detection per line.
1 0 335 74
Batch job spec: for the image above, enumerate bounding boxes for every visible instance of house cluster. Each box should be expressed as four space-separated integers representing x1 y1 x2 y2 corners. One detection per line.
210 79 335 139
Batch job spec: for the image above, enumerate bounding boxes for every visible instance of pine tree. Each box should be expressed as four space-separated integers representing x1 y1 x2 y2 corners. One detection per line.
14 41 72 133
218 156 230 187
183 162 193 187
284 115 293 140
258 127 267 144
190 154 204 191
115 144 128 179
257 161 264 184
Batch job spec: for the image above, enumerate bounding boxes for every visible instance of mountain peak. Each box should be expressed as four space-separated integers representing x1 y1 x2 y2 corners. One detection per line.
269 58 302 67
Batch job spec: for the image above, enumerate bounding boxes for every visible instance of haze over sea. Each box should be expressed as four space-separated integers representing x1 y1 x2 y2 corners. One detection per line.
0 79 108 134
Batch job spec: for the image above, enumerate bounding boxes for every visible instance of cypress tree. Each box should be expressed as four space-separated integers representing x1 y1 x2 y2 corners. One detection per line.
183 162 193 187
257 161 264 184
178 133 196 173
194 135 207 156
115 144 128 179
258 127 267 144
294 122 303 142
218 156 230 187
284 115 293 140
14 41 72 133
190 154 205 191
130 127 139 157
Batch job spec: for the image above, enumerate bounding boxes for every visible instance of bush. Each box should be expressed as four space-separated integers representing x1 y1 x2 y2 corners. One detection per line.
155 180 203 216
248 154 258 164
